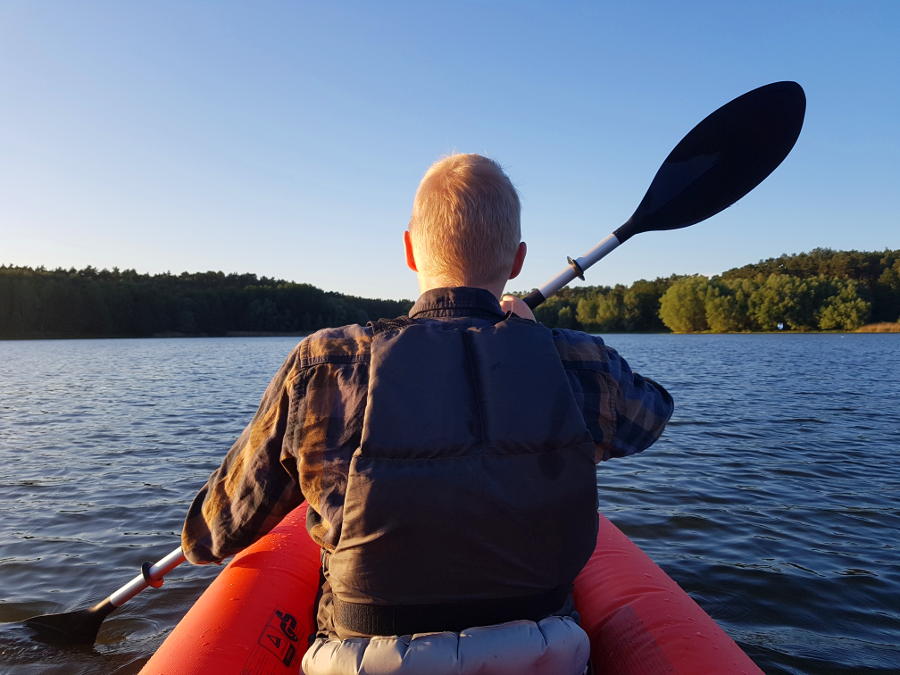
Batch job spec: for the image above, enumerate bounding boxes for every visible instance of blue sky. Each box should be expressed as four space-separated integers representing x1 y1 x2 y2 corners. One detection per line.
1 1 898 300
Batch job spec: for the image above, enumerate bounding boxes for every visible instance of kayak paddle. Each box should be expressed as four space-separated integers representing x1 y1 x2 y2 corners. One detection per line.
523 80 806 308
20 81 805 648
23 546 185 645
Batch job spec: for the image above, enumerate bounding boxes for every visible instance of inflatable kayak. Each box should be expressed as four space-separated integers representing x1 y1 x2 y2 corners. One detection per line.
142 505 761 674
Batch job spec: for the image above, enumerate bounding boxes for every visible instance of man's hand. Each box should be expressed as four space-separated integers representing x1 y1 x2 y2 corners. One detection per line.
501 294 537 321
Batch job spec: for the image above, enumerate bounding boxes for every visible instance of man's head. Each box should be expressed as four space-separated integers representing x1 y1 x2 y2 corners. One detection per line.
405 154 526 296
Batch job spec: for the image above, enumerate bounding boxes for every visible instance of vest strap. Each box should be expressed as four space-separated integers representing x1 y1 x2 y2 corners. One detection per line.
332 586 570 636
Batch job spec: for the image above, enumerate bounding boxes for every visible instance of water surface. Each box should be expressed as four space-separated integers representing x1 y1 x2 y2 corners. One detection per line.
1 334 898 673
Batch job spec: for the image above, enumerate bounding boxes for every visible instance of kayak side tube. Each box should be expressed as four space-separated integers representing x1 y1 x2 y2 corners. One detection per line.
143 505 319 675
143 505 762 674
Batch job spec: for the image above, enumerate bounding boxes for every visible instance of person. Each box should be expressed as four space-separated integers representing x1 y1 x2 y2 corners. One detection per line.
181 154 673 675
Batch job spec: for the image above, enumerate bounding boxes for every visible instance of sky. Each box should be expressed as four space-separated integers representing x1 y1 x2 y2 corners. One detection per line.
1 1 898 301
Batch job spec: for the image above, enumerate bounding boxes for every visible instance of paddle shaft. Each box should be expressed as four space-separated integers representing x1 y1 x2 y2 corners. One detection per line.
524 233 621 309
108 546 186 607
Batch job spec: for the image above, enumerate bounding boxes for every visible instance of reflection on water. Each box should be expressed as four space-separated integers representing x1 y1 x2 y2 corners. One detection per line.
1 335 899 673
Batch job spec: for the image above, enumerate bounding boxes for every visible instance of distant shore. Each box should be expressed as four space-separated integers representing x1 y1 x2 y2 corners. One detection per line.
4 324 899 341
0 331 312 340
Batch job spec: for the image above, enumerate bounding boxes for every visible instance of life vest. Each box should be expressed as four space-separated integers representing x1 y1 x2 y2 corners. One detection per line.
321 316 599 638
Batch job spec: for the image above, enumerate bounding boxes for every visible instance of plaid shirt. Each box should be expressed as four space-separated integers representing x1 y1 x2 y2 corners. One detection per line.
182 287 673 564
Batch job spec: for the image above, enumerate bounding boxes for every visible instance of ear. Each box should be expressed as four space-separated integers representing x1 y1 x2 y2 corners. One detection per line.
404 230 418 272
508 241 527 280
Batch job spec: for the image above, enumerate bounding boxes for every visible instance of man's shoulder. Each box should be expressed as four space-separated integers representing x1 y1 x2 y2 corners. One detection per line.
298 322 375 366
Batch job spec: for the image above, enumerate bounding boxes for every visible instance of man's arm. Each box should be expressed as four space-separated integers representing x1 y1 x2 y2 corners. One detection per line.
595 343 673 461
181 347 306 564
552 330 674 463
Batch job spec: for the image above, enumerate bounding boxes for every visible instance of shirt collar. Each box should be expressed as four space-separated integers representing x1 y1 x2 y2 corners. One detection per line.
408 287 506 320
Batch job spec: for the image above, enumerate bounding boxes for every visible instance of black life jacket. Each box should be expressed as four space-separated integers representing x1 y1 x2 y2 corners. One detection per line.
324 316 599 636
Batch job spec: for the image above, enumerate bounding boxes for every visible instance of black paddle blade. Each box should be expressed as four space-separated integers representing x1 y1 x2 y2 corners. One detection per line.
23 598 115 646
614 81 806 242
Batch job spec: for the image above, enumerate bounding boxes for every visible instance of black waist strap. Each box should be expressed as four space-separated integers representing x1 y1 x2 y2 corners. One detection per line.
333 586 570 636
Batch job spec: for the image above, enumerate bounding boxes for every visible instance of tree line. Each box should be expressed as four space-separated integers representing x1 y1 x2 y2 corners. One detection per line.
2 249 899 338
531 248 900 332
0 266 412 339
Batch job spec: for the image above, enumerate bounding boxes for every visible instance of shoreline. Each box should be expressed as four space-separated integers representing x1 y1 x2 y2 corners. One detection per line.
0 331 312 341
3 328 898 341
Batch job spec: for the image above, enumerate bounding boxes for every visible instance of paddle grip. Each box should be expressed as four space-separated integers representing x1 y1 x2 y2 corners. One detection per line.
523 289 546 309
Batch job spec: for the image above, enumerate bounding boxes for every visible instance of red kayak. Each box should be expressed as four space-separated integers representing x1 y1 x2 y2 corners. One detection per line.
142 504 761 674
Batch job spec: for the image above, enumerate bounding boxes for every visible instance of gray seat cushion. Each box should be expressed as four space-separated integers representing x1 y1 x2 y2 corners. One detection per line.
303 615 590 675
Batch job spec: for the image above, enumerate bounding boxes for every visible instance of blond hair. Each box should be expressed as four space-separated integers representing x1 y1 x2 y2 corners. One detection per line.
409 154 521 287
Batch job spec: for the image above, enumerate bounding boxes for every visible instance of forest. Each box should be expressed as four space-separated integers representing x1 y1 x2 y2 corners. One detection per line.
0 266 412 339
531 248 900 332
2 249 899 338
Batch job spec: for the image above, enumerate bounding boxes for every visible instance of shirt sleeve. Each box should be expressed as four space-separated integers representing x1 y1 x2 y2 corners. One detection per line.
554 330 674 462
181 345 306 564
597 343 674 461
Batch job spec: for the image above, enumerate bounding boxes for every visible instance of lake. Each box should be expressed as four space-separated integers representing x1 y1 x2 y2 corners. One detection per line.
1 334 898 673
